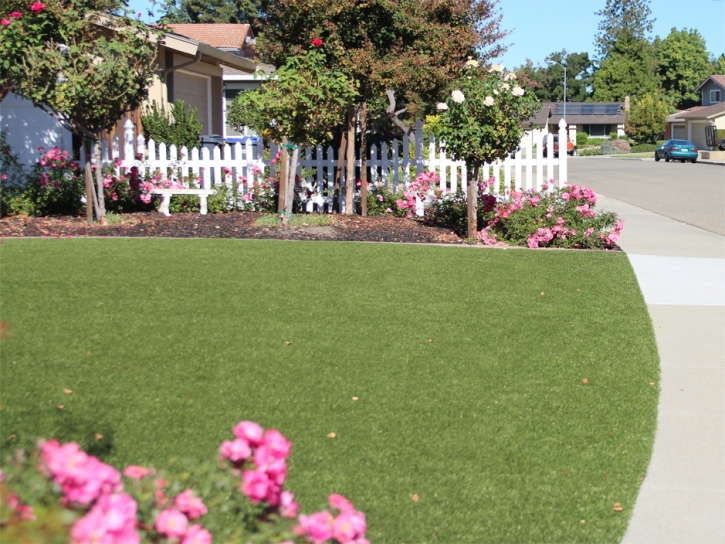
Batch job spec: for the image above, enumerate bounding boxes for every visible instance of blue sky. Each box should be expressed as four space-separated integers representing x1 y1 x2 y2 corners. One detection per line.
128 0 725 70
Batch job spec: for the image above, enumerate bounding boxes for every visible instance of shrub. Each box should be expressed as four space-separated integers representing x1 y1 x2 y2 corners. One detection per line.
609 132 619 140
0 132 30 217
1 421 369 544
425 183 495 230
601 139 630 154
587 137 606 147
576 132 589 147
625 93 670 144
24 148 85 216
366 186 408 217
141 100 203 150
630 143 657 153
579 148 605 156
476 182 623 249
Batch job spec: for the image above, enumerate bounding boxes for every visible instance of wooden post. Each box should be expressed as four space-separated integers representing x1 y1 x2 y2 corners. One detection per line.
360 99 368 216
344 106 355 215
333 132 347 214
84 144 94 225
467 164 479 240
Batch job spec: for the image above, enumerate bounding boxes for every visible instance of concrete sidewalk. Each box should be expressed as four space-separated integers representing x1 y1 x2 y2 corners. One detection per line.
596 195 725 544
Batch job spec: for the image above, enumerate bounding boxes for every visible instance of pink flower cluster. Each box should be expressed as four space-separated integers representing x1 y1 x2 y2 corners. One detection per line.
219 421 298 517
296 494 368 544
139 176 187 203
70 492 139 544
41 440 123 506
602 220 624 245
395 171 440 218
5 492 36 522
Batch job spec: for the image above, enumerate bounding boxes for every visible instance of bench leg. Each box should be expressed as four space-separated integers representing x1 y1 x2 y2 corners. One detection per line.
200 195 208 215
159 195 171 216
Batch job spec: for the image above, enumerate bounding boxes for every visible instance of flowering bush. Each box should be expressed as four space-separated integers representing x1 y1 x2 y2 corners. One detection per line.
1 421 368 544
101 164 156 214
473 181 623 249
23 147 84 216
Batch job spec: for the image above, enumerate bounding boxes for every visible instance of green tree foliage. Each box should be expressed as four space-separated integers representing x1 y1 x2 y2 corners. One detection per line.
624 92 671 143
0 0 160 222
160 0 267 26
141 100 203 150
657 28 711 109
516 50 592 102
711 54 725 76
594 0 655 60
257 0 507 127
227 45 358 215
592 33 659 101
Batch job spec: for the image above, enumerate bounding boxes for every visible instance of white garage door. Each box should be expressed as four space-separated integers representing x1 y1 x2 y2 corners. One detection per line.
672 124 686 140
175 71 210 134
688 123 710 150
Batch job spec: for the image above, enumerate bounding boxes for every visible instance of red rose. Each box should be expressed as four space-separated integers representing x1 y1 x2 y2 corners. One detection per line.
311 38 323 47
8 11 22 18
30 2 45 12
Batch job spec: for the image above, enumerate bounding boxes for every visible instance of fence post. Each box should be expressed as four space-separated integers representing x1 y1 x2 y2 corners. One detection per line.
414 119 424 179
558 118 568 186
124 119 135 163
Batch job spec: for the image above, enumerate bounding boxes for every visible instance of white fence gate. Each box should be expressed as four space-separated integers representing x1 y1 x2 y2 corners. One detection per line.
84 118 569 212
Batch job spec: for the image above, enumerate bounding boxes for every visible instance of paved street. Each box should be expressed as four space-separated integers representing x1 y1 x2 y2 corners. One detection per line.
568 157 725 235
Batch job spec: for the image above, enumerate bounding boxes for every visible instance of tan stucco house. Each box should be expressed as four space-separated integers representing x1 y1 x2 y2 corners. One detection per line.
665 75 725 151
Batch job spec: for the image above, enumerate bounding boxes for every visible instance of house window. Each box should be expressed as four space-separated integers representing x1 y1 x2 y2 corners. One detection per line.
712 89 722 103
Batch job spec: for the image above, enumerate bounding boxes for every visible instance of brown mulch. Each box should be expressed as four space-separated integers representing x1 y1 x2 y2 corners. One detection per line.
0 212 466 244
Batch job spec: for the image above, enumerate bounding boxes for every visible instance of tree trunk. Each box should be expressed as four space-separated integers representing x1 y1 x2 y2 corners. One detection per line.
467 164 479 240
83 140 94 225
278 138 288 213
333 131 347 214
344 106 356 215
94 141 107 225
360 96 368 216
283 145 299 223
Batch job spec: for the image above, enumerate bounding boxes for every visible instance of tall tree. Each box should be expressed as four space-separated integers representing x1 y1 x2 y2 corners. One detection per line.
1 0 160 223
711 54 725 76
257 0 507 214
516 50 592 102
594 0 654 60
657 28 711 109
160 0 267 26
591 32 659 101
625 92 670 143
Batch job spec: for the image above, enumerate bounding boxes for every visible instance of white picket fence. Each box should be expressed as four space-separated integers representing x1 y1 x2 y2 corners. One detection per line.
84 118 569 212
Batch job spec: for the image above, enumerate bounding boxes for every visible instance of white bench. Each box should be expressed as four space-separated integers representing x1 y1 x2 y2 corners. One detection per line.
150 188 218 216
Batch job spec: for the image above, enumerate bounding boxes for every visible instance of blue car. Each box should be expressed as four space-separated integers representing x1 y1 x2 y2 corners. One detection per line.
655 139 699 163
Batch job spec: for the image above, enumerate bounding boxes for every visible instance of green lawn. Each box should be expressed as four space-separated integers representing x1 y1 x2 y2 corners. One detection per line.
0 239 659 543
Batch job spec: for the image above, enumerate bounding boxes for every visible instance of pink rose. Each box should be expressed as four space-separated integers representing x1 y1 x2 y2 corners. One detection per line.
1 174 7 180
1 18 11 26
155 508 188 538
298 511 334 543
280 491 299 518
182 524 212 544
123 465 152 479
70 493 138 544
232 421 264 446
8 11 22 18
173 490 208 520
30 1 45 12
333 510 367 543
241 469 270 503
219 438 251 462
261 429 291 459
328 494 354 512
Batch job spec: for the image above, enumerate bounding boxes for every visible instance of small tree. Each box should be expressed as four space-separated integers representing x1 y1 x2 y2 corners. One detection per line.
437 63 539 239
0 0 159 224
227 41 358 221
141 100 203 150
625 93 671 144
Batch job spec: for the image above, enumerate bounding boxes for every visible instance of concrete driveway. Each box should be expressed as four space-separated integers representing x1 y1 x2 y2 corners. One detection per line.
568 157 724 235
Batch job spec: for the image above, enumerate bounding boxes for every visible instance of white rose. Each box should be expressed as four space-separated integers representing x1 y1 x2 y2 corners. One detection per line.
436 102 448 111
511 86 525 97
504 72 517 81
451 90 465 103
465 59 479 68
484 96 495 107
488 64 504 73
493 89 499 95
502 83 510 90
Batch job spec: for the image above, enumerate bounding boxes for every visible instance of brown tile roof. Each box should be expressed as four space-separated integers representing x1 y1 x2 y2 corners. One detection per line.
167 24 252 50
669 101 725 120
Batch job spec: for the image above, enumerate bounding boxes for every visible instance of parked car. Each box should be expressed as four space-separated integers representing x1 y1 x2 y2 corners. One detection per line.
542 134 576 158
655 139 698 163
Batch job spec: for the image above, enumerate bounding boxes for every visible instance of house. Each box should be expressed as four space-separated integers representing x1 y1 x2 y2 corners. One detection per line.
0 26 263 166
665 75 725 151
165 24 274 139
524 101 626 146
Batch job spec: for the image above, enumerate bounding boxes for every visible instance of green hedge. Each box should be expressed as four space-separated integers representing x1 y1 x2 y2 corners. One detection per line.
630 144 657 153
579 148 604 156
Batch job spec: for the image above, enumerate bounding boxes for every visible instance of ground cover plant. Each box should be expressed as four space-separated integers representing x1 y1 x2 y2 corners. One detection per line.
0 239 659 543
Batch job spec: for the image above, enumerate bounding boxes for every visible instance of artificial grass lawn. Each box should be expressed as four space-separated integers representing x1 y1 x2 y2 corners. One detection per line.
0 239 659 543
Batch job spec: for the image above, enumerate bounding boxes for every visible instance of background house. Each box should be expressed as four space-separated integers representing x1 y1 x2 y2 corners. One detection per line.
165 24 274 140
0 27 261 166
665 75 725 150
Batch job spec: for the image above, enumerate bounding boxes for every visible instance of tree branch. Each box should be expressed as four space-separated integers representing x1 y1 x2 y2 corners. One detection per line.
385 90 413 135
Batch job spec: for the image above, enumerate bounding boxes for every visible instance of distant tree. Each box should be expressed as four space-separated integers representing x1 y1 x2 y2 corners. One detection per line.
516 50 592 102
592 33 659 101
712 54 725 76
594 0 654 60
657 28 711 109
625 92 671 143
160 0 267 26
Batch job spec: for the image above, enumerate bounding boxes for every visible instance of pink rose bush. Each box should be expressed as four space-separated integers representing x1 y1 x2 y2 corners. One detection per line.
1 421 367 544
395 171 440 218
